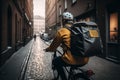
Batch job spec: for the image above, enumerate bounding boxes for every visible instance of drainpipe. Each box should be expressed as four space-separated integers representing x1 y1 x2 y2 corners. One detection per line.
22 0 26 46
56 0 57 32
95 0 97 23
0 0 2 53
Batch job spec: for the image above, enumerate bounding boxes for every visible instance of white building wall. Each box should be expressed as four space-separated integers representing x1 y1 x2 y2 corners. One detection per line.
33 15 45 35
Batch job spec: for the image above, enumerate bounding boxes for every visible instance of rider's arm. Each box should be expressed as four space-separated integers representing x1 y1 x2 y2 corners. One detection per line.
45 31 62 52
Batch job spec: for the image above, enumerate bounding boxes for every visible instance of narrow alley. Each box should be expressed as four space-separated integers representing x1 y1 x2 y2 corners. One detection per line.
0 36 120 80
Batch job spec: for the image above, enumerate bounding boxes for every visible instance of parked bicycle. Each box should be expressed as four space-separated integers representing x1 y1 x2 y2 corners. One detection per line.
52 50 95 80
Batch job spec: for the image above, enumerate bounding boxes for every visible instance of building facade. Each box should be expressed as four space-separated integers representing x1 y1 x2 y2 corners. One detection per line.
45 0 120 63
0 0 33 66
45 0 57 38
96 0 120 63
24 0 34 44
33 15 45 35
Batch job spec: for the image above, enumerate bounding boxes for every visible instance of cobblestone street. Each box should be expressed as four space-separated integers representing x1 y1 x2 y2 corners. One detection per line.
0 36 120 80
24 36 53 80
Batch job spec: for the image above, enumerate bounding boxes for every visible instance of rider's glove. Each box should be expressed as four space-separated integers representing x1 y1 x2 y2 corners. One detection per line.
44 48 49 52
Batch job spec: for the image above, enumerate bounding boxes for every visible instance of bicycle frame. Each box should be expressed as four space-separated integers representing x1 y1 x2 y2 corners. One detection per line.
52 50 95 80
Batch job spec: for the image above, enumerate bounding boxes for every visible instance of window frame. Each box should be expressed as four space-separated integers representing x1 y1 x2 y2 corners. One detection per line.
65 0 67 9
59 5 62 16
108 12 118 43
72 0 77 3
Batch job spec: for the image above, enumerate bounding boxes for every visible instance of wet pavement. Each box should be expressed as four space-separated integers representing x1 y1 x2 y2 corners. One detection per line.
0 36 120 80
0 40 33 80
81 56 120 80
24 37 53 80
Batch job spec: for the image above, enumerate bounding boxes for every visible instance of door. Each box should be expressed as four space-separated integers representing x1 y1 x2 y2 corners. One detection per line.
107 6 120 63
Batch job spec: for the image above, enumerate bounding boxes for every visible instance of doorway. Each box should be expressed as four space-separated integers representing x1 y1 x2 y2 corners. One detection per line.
7 6 12 46
107 4 120 63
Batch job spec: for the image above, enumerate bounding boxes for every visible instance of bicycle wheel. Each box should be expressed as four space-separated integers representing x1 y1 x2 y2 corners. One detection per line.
52 68 59 80
69 73 85 80
72 73 95 80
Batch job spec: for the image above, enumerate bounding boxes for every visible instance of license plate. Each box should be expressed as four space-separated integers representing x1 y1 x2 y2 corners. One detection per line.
89 30 99 37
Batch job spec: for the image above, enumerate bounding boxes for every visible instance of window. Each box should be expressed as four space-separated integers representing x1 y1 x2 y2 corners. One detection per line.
65 0 67 9
109 12 118 42
72 0 76 3
59 6 62 15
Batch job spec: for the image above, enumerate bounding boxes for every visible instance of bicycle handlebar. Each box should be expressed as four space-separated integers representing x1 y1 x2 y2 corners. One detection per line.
54 50 63 56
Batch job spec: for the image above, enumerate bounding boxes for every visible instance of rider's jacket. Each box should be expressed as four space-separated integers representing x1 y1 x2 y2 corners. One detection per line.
46 27 89 65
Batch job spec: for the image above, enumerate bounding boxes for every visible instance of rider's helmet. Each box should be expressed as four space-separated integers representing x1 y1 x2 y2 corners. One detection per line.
62 12 74 25
62 12 73 20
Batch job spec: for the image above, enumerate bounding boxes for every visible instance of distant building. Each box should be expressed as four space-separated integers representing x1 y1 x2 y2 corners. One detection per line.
33 15 45 35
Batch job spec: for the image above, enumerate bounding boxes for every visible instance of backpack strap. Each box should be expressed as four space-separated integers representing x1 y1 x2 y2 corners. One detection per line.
61 27 71 52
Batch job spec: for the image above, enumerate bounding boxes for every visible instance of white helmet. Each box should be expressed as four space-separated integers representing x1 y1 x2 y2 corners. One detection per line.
62 12 73 20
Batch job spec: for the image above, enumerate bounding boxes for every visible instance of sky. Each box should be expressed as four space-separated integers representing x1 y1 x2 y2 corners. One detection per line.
33 0 45 18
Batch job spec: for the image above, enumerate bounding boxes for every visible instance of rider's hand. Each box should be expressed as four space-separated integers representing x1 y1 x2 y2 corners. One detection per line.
43 48 49 52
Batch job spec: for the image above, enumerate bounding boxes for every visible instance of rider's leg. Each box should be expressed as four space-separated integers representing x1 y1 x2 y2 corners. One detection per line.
52 56 69 80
